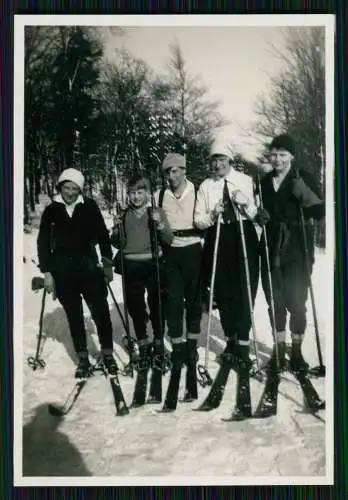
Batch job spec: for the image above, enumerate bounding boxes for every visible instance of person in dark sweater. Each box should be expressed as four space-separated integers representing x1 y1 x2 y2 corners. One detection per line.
110 175 173 369
37 168 117 378
259 134 325 373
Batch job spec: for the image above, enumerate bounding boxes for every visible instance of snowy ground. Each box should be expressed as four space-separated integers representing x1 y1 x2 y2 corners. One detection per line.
19 220 329 483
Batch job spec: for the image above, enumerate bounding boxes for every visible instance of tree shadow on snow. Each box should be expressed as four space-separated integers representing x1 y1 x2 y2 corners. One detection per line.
22 404 91 477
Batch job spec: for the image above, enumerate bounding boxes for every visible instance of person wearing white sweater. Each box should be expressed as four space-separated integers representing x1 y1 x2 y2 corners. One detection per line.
156 153 203 410
194 139 269 420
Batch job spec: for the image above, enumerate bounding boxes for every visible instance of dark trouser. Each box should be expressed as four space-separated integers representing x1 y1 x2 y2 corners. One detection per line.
123 259 165 343
261 255 311 335
215 221 259 342
53 265 113 355
164 243 202 341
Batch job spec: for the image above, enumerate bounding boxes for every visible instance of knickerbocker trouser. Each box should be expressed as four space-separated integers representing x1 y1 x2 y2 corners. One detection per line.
214 221 259 342
164 243 202 342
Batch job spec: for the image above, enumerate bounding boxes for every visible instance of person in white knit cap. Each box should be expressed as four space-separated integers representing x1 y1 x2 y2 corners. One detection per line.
194 138 269 420
37 168 118 379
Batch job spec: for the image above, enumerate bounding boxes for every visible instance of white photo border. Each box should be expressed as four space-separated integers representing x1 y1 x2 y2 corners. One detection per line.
13 13 335 487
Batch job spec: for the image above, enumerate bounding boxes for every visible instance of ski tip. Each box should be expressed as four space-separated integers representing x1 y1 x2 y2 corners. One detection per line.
47 404 65 417
130 401 145 409
156 407 176 414
117 406 130 417
192 405 214 412
146 395 162 404
252 410 277 419
221 416 250 422
308 400 326 413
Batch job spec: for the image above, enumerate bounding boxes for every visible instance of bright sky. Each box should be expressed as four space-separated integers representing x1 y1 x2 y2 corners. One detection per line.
103 26 287 161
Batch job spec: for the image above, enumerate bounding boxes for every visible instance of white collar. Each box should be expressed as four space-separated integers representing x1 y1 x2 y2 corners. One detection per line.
55 194 84 217
55 194 84 206
167 179 194 200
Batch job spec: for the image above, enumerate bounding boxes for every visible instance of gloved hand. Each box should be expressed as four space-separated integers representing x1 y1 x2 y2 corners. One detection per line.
44 272 56 300
254 208 270 226
102 256 114 283
211 200 224 220
292 177 322 207
112 214 123 227
231 189 249 207
150 208 165 230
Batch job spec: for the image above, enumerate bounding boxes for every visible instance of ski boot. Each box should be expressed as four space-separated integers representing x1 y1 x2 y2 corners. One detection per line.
75 353 94 379
216 337 237 367
183 339 199 402
289 345 309 374
147 339 165 404
122 335 139 361
223 361 252 422
102 352 119 376
131 343 152 407
264 343 287 374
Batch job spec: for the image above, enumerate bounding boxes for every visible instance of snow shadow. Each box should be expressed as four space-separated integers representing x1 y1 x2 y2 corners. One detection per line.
42 306 99 365
198 311 274 365
22 404 91 477
109 301 135 347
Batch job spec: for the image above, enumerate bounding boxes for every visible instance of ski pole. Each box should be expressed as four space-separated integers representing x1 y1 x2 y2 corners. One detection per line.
197 213 222 388
235 206 262 379
106 282 130 341
295 169 325 378
27 278 47 370
112 156 135 378
257 170 280 372
149 190 171 379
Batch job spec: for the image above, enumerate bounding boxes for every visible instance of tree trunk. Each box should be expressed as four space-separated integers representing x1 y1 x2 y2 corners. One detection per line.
23 177 30 225
29 171 35 212
34 157 41 205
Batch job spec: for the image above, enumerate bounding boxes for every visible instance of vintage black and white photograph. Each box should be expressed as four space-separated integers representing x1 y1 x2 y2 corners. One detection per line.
14 15 334 486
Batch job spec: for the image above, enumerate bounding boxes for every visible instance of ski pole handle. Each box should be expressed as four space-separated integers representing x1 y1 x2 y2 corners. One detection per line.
31 276 45 291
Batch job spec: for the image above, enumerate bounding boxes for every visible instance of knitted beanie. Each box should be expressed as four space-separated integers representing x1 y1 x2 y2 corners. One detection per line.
162 153 186 171
210 138 234 161
269 134 295 155
57 168 85 191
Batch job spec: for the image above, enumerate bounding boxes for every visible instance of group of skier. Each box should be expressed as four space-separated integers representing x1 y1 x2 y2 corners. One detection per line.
36 132 326 419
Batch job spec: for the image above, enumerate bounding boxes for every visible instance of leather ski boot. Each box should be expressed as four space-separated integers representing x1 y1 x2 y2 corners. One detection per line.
75 352 93 379
217 336 237 367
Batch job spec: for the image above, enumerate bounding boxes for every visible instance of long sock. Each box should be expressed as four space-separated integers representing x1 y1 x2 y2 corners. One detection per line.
269 331 286 371
291 333 304 355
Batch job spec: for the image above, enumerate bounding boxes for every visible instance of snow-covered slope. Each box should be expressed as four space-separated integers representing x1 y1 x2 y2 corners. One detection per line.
19 227 329 482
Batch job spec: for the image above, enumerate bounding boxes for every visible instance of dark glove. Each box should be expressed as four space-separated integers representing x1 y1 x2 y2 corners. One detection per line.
255 208 270 226
102 256 114 283
292 177 322 208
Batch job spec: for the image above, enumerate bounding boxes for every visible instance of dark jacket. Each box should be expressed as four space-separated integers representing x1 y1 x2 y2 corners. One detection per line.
37 198 112 275
260 167 325 267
